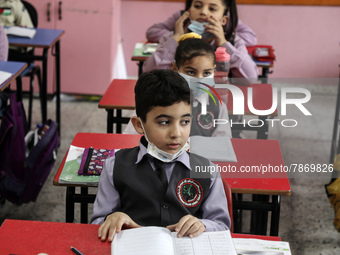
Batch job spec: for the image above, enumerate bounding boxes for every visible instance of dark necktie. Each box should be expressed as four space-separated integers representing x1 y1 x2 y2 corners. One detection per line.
153 159 168 191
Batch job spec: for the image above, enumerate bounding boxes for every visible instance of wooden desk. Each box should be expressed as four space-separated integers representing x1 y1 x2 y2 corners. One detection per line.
0 219 281 255
98 79 135 133
218 138 290 236
54 133 290 236
131 43 274 83
8 28 65 135
98 79 277 139
0 60 27 92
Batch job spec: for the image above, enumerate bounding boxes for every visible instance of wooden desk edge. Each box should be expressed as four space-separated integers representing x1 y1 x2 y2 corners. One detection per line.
49 30 65 48
53 182 291 195
98 103 135 110
256 63 274 68
232 187 291 196
131 56 148 61
53 180 98 188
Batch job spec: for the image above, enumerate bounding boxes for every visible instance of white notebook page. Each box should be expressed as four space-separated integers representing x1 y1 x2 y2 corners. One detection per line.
112 227 174 255
172 230 237 255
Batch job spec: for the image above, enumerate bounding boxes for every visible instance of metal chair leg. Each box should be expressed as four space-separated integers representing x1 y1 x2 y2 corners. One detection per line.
35 66 43 124
28 71 35 130
27 66 42 129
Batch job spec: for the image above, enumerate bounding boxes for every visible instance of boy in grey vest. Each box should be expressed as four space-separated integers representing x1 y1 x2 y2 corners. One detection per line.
91 69 230 242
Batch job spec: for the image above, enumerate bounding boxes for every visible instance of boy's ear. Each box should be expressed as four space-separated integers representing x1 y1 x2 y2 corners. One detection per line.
170 62 178 72
131 116 144 134
221 15 228 26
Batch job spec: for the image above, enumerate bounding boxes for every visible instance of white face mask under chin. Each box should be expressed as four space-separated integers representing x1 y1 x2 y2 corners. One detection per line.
139 118 189 163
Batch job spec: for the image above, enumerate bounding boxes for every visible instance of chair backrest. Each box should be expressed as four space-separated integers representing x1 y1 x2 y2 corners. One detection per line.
22 1 38 28
222 178 233 232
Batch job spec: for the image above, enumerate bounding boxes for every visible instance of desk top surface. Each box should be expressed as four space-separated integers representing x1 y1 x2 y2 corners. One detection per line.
7 27 65 48
0 60 27 91
0 219 281 254
54 133 290 196
98 79 277 116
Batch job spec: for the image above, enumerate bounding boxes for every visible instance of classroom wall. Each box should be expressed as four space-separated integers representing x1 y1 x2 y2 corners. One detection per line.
120 1 340 79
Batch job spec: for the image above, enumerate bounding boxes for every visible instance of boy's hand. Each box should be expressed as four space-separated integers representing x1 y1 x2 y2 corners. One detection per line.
98 212 141 242
166 215 206 238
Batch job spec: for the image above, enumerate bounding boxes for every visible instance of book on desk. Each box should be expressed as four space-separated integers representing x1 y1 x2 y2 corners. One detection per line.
142 43 158 54
0 70 12 85
58 145 101 185
4 26 36 39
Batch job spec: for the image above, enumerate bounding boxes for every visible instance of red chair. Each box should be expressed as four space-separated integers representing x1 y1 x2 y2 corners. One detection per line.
222 178 233 232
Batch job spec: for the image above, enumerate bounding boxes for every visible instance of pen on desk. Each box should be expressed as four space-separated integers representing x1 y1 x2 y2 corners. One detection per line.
71 246 83 255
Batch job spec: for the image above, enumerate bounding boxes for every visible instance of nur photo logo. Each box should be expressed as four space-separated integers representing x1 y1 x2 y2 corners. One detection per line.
196 82 223 115
195 83 312 128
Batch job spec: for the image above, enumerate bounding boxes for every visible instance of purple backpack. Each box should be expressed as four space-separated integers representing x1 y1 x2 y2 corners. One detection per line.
0 92 60 204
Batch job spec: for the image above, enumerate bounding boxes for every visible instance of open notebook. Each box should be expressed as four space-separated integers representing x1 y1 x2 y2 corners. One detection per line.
112 227 237 255
111 227 292 255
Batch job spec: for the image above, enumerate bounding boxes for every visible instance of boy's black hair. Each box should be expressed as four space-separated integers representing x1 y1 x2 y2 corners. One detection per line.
184 0 238 43
135 69 191 122
175 38 215 69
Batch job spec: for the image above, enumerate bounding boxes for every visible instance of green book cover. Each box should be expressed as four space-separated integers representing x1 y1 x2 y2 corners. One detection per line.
133 43 155 57
59 145 100 186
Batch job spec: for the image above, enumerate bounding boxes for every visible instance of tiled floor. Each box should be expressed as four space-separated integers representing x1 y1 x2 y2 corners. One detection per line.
1 81 340 254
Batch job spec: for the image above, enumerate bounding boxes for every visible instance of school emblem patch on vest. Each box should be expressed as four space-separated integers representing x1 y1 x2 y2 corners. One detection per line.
176 178 203 207
196 111 214 130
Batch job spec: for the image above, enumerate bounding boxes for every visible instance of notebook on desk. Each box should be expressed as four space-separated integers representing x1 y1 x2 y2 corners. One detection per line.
112 227 237 255
5 26 36 39
133 42 159 57
111 227 292 255
0 70 12 85
142 43 158 54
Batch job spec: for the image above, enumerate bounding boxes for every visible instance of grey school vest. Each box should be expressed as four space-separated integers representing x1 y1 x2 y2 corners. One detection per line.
113 147 211 227
191 96 220 136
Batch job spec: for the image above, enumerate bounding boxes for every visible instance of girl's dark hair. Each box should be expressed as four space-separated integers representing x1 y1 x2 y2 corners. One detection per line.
135 69 191 122
184 0 238 43
175 38 215 69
